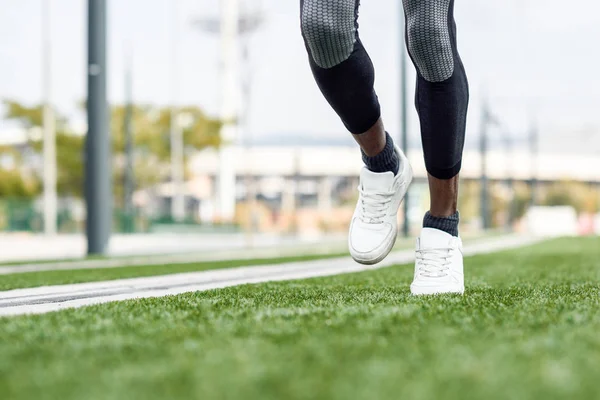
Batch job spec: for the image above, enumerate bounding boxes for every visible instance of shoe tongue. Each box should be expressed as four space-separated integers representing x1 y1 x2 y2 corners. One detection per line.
360 168 395 192
419 228 453 249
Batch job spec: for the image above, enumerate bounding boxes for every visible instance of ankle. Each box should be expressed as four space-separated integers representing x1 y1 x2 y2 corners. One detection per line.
361 132 400 175
423 211 460 237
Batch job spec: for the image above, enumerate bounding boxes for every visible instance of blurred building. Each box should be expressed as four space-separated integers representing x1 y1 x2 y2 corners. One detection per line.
2 125 600 234
127 143 600 233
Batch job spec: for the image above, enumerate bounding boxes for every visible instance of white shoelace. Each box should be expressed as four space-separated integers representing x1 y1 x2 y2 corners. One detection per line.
415 247 453 278
357 187 395 224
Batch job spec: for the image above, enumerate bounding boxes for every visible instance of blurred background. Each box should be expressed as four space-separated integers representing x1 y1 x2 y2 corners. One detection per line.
0 0 599 261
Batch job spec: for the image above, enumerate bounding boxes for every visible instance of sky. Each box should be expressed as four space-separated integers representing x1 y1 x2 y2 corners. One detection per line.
0 0 599 153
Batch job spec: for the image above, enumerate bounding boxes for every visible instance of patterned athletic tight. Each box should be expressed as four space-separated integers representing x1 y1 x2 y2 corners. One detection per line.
300 0 469 179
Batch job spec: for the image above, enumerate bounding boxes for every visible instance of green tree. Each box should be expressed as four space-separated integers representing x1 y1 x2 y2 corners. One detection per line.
3 100 85 197
542 180 600 214
110 105 223 159
3 101 45 129
110 104 223 208
3 100 223 203
0 168 39 198
0 143 41 199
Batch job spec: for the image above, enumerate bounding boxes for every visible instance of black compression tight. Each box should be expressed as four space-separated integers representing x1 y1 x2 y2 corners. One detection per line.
300 0 469 179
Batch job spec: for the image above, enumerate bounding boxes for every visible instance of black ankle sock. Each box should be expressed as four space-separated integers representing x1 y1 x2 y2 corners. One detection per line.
423 211 460 237
361 132 400 175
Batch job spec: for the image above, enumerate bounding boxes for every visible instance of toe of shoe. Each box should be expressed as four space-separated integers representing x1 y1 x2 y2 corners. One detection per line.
349 223 395 263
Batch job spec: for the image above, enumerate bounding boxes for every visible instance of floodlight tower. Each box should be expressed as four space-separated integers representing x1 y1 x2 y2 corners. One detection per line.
192 0 264 224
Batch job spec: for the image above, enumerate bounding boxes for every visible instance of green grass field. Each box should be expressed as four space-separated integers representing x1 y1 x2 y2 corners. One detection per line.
1 237 599 400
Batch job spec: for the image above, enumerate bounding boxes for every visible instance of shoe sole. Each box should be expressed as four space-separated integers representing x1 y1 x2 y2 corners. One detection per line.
350 151 413 265
410 285 465 296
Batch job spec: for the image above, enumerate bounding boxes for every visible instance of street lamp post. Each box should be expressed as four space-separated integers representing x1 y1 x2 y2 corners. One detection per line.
42 0 57 236
170 1 185 222
502 129 515 231
529 119 539 206
86 0 111 255
123 48 135 231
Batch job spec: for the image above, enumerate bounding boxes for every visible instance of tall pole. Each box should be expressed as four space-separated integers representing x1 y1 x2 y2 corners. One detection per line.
86 0 111 255
170 0 185 222
217 0 240 223
191 5 263 225
123 47 134 230
529 118 539 206
399 3 409 237
241 38 256 246
480 101 490 230
503 129 514 231
42 0 57 236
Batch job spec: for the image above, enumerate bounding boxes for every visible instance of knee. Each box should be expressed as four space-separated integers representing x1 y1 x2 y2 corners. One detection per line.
405 0 455 82
301 0 357 69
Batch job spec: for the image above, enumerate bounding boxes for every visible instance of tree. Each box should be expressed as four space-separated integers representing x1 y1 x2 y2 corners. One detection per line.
3 101 45 129
110 105 223 160
110 104 223 208
542 180 600 214
3 100 224 203
0 168 39 198
3 100 85 197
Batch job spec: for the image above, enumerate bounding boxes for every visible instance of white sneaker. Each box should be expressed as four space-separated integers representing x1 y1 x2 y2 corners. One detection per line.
410 228 464 295
349 146 413 265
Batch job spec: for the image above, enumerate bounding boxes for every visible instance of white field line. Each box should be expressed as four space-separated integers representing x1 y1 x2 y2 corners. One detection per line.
0 235 543 317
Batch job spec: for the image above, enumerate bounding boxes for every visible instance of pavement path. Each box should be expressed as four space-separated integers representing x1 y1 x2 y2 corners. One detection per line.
0 239 350 276
0 232 348 263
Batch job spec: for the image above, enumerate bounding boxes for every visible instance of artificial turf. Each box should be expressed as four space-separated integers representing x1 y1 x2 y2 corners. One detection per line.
1 237 599 400
0 234 495 291
0 251 349 291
